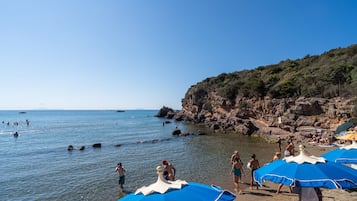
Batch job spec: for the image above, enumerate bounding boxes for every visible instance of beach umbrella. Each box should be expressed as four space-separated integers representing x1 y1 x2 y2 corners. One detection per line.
254 145 357 189
336 132 357 141
321 140 357 164
335 121 356 135
118 166 236 201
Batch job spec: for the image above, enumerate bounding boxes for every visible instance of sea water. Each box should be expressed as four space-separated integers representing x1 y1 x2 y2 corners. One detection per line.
0 110 277 201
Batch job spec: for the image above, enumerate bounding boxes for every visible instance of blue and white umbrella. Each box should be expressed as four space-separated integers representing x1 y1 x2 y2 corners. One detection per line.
321 140 357 164
254 145 357 189
119 166 236 201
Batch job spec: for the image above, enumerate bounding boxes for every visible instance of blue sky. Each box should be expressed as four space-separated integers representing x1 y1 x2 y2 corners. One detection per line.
0 0 356 110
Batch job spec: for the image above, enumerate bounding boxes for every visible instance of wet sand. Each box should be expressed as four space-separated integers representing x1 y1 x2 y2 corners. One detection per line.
224 143 357 201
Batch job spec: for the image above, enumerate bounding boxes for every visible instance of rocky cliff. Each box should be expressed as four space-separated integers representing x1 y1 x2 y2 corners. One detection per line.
166 44 357 140
173 93 355 138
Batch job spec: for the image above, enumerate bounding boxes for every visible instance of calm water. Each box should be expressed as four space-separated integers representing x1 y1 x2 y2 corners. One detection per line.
0 110 277 201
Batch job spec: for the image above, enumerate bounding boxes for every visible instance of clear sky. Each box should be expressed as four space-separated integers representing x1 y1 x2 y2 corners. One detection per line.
0 0 356 110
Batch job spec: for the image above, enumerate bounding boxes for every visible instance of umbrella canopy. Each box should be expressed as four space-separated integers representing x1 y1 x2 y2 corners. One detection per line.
335 121 356 135
119 166 236 201
321 140 357 164
254 145 357 189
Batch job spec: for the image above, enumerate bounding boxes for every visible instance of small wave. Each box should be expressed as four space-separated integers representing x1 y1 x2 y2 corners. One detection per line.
0 131 12 135
114 137 172 147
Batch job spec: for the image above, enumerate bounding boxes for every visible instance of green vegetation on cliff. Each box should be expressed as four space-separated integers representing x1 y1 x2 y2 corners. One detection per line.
187 44 357 105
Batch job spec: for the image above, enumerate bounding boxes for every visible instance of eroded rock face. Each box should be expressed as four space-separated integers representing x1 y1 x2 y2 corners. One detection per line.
172 93 356 137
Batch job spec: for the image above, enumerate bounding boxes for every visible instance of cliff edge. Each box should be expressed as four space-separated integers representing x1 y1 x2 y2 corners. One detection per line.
169 44 357 141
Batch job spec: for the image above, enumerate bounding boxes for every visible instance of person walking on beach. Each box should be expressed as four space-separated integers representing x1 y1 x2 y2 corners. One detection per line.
231 150 243 182
249 154 260 190
231 157 244 194
276 183 293 194
162 160 176 181
115 162 126 192
274 150 293 194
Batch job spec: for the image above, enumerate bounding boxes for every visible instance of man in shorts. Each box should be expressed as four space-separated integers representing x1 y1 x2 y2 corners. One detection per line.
115 162 126 192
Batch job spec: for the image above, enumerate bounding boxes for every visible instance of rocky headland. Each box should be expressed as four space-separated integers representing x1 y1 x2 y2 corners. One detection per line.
158 44 357 143
159 96 355 141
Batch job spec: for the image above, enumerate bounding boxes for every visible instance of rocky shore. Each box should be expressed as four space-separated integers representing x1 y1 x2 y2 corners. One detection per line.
158 96 356 144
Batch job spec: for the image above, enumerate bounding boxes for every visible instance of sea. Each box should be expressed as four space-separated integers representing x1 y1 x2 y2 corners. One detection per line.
0 110 277 201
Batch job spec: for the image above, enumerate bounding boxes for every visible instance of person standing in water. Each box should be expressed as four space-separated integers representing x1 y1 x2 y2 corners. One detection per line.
162 160 176 181
115 162 126 192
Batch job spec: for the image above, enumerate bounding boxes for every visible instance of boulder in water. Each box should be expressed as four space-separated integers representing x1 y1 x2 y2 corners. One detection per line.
92 143 102 148
172 129 181 136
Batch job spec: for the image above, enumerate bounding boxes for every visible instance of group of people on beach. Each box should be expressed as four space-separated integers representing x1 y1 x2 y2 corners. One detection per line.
229 136 298 195
114 137 298 196
230 151 260 194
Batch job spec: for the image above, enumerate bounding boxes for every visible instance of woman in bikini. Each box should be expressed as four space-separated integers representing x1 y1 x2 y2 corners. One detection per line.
231 157 244 194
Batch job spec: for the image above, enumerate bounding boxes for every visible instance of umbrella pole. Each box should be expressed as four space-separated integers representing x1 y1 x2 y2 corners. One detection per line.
298 188 322 201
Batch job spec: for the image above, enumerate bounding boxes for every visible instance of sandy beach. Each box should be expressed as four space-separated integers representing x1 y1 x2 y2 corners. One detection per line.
226 143 357 201
233 182 357 201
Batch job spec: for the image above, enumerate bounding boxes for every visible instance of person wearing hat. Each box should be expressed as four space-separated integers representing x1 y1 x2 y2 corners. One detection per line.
248 154 260 190
162 160 176 181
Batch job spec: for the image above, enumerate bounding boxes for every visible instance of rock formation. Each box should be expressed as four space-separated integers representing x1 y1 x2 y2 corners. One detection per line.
155 106 177 119
170 94 356 140
163 44 357 141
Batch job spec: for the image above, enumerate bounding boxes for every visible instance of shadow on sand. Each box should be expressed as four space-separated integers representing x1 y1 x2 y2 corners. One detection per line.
241 191 273 197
